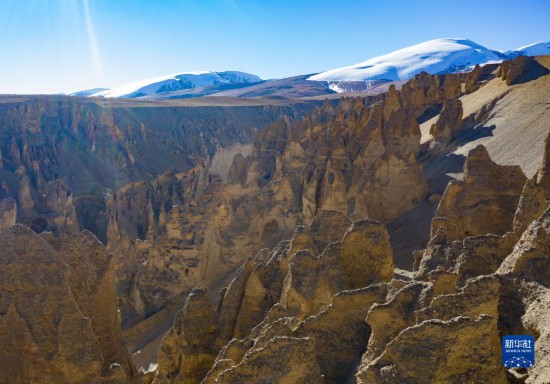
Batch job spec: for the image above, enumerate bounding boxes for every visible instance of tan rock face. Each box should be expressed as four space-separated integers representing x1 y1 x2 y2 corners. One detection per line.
108 75 433 329
151 116 550 384
292 285 390 383
235 85 429 225
362 282 430 366
152 212 394 383
336 219 395 287
416 275 501 322
416 228 516 283
42 179 79 233
464 64 482 94
0 225 137 384
4 172 79 234
107 165 227 327
213 336 323 384
357 274 506 383
500 55 530 85
357 316 506 384
0 198 17 229
42 230 138 381
399 72 463 114
433 145 527 241
497 207 550 288
513 178 548 234
154 288 220 384
429 97 464 143
536 129 550 197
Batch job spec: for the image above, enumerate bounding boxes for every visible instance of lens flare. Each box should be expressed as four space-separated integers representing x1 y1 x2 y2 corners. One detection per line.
82 0 104 82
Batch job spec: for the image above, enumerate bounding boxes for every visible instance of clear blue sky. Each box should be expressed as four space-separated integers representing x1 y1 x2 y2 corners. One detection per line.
1 0 549 94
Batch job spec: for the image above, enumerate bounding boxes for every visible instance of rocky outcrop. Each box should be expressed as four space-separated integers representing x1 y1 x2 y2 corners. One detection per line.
0 198 16 229
41 230 138 381
465 64 482 93
109 78 432 329
513 178 548 234
361 282 430 367
536 129 550 196
429 97 463 143
399 72 462 114
291 285 390 383
107 165 225 327
464 63 500 94
211 336 323 384
42 179 79 232
416 227 516 282
500 55 530 85
416 275 500 321
152 211 394 383
433 145 527 241
154 288 220 384
232 84 429 226
0 97 314 238
358 274 504 382
358 315 506 383
497 207 550 287
0 225 137 384
138 64 550 384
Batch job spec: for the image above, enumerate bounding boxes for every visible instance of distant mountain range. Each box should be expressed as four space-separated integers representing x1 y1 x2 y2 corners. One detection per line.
72 38 550 99
80 71 263 98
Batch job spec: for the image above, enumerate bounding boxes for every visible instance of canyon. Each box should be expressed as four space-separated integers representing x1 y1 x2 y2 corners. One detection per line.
1 54 550 383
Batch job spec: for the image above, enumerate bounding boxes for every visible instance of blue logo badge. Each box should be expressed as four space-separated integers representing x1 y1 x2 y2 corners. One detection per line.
502 335 535 368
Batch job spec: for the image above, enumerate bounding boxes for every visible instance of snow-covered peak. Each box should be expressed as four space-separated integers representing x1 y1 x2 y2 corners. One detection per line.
91 71 262 98
309 38 503 82
507 42 550 58
70 88 110 97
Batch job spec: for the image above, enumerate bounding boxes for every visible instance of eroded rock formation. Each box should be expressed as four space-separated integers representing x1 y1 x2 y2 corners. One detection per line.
0 225 138 384
432 145 527 241
3 57 550 383
153 127 550 383
429 97 464 143
108 77 440 330
0 198 16 229
152 211 394 383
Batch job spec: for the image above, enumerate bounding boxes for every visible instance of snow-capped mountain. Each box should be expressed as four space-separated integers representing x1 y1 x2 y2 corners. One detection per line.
507 42 550 58
91 71 262 98
309 38 504 83
73 38 550 99
70 88 109 97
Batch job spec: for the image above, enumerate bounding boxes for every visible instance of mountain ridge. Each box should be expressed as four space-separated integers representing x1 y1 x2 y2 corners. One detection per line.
71 38 550 100
85 71 263 98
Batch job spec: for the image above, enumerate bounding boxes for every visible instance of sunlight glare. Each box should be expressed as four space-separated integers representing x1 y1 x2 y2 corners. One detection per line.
82 0 104 82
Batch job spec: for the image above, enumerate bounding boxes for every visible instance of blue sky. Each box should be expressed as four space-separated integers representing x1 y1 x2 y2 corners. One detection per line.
0 0 549 94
